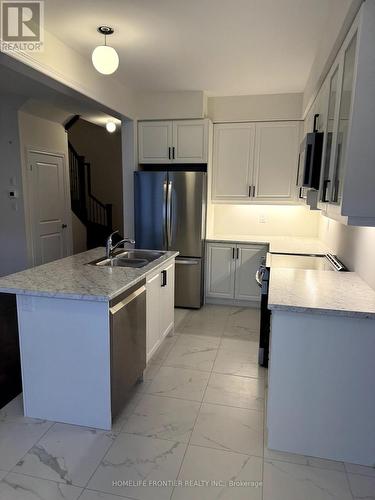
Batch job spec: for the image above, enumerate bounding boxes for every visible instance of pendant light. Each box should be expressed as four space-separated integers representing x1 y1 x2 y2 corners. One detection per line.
92 26 119 75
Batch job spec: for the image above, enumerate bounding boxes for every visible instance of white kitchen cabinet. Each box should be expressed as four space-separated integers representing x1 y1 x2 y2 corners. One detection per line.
173 120 208 163
211 121 300 203
146 260 175 361
138 121 173 164
235 245 267 301
206 243 236 299
313 1 375 226
159 262 175 340
212 123 255 200
206 242 267 303
253 122 300 201
138 119 209 164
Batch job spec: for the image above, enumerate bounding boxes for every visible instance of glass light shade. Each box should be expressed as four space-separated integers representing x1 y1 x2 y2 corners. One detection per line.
92 45 119 75
106 121 116 133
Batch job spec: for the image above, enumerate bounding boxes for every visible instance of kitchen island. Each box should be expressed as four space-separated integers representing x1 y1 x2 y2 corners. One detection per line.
266 268 375 466
0 248 178 430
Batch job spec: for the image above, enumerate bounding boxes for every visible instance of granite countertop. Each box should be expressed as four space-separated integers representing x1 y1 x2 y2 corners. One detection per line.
268 268 375 319
0 248 179 302
206 235 329 255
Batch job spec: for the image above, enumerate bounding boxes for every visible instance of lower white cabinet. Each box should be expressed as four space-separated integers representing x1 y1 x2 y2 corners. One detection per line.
146 260 175 361
206 242 267 302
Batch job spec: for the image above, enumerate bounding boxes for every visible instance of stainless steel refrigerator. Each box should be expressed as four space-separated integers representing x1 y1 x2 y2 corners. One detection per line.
134 171 206 308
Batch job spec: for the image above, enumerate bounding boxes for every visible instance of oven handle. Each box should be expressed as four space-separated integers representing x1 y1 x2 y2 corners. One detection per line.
255 266 266 288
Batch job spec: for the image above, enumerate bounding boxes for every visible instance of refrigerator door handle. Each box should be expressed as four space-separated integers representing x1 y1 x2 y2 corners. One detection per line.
167 181 172 248
163 180 168 248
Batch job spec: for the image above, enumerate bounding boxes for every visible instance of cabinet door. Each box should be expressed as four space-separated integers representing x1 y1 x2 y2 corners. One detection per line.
206 243 236 299
146 271 161 361
212 123 255 200
172 120 208 163
138 121 173 164
160 262 175 338
253 122 300 200
235 245 267 301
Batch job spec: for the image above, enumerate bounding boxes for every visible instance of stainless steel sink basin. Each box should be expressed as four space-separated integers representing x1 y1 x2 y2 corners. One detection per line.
88 250 166 268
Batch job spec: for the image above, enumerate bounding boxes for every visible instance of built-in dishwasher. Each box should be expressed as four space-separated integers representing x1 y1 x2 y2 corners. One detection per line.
109 279 146 419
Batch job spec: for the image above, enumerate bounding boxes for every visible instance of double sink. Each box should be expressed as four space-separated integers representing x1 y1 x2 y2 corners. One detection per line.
88 249 166 269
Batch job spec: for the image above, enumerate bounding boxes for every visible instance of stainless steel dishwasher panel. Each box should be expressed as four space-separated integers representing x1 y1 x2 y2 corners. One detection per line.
175 257 203 309
109 281 146 419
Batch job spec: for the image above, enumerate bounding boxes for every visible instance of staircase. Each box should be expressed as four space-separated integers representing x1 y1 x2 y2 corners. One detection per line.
68 142 113 249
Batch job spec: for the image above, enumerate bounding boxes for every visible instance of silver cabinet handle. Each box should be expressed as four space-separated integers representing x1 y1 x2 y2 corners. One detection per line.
176 259 200 265
110 286 146 314
167 181 172 248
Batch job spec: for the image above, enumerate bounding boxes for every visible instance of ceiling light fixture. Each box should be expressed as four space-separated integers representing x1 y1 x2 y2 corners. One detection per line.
106 121 117 133
92 26 119 75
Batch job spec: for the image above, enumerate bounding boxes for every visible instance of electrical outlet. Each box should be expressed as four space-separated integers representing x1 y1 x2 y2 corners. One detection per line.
259 214 267 224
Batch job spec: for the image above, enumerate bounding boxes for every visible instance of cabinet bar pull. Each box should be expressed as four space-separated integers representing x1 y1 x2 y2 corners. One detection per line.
236 248 239 259
161 270 167 287
168 147 171 160
252 185 256 197
172 146 175 160
232 247 235 259
248 185 252 197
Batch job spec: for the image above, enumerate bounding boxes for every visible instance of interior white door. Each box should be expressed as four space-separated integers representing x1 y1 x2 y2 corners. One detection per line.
138 121 173 163
172 120 208 163
206 243 236 299
29 151 69 266
159 262 175 338
212 123 255 200
234 244 267 301
253 122 300 200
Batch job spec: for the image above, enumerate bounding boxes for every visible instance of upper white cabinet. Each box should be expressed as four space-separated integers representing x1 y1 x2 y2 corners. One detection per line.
138 121 173 164
315 1 375 226
212 123 255 200
253 122 300 200
212 121 300 203
138 119 209 164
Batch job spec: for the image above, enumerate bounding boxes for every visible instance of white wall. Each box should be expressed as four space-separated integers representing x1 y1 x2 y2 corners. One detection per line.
18 110 74 262
0 95 29 276
136 90 206 120
211 205 320 238
207 93 303 122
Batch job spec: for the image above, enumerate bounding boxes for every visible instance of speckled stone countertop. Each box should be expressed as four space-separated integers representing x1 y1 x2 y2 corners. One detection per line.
206 235 329 255
0 248 179 302
268 268 375 319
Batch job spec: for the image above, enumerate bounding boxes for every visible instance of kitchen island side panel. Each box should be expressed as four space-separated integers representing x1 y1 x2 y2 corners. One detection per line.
17 295 111 430
267 310 375 466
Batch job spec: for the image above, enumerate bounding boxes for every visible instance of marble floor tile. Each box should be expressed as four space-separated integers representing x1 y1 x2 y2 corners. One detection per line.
146 366 210 402
223 327 260 342
178 305 232 336
213 349 265 379
79 490 133 500
345 462 375 478
204 373 264 411
14 423 115 487
263 459 353 500
0 471 7 481
171 445 263 500
163 342 218 372
190 403 263 456
0 472 82 500
219 338 259 360
122 394 200 443
87 433 186 500
174 334 221 349
347 473 375 500
148 335 178 365
111 391 142 434
0 420 53 471
225 307 260 335
174 308 190 330
0 394 52 425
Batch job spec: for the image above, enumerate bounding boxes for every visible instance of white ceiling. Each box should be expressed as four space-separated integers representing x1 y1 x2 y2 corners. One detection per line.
44 0 350 96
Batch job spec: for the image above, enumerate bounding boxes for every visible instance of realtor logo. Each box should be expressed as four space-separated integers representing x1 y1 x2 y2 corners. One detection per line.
1 1 44 52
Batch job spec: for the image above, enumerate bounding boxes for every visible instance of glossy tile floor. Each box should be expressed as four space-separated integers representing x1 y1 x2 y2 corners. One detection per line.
0 305 374 499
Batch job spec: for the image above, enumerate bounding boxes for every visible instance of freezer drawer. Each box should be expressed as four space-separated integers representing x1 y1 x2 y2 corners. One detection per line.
175 257 203 309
